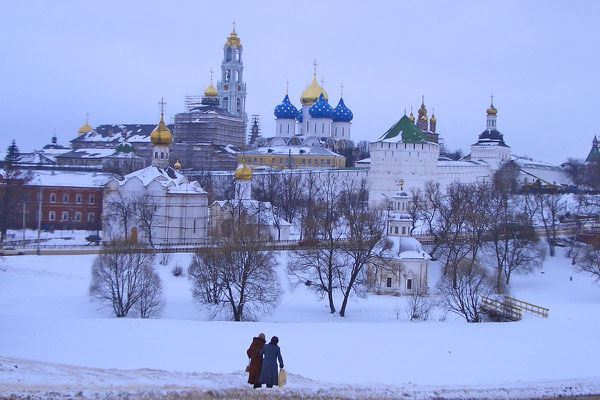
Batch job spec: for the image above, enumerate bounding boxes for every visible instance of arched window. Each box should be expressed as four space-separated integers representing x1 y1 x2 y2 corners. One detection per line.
225 69 231 82
223 97 229 110
161 152 164 159
154 152 158 159
237 98 241 113
226 48 232 62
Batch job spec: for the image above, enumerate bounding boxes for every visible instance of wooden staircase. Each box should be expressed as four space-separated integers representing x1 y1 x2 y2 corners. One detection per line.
481 296 549 321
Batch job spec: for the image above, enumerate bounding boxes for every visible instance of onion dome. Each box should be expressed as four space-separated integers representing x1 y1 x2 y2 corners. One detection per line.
274 94 298 119
77 114 93 136
421 115 428 122
300 75 328 105
235 159 252 181
417 98 427 118
297 110 303 123
487 103 498 115
150 113 172 145
204 82 218 97
409 111 415 122
309 93 333 119
430 112 437 124
332 98 353 122
174 159 182 170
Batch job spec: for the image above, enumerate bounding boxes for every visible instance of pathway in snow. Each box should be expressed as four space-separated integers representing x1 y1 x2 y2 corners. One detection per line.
1 357 599 400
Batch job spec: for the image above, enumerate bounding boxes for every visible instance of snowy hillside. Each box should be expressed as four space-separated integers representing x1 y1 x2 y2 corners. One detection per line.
0 251 599 399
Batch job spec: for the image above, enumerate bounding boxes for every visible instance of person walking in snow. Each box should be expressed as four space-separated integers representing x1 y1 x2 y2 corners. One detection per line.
255 336 284 388
246 333 266 386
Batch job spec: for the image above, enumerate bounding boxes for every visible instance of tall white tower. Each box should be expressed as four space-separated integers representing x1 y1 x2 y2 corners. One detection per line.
217 24 247 120
470 96 511 170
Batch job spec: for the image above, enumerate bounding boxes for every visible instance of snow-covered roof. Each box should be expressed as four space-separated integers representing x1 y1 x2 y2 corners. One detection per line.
56 148 117 159
26 170 116 188
118 166 206 195
438 159 488 167
382 236 431 260
244 145 343 157
210 199 291 226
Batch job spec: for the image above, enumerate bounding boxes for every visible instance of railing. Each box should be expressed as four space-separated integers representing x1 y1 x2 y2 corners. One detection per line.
504 296 549 318
481 296 523 321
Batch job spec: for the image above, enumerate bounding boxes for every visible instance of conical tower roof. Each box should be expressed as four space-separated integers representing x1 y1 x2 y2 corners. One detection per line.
378 115 429 144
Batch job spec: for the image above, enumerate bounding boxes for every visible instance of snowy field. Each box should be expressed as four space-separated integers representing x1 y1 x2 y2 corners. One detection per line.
0 250 599 399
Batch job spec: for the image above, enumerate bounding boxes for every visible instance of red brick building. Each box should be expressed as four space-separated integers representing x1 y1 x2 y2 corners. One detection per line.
23 171 116 231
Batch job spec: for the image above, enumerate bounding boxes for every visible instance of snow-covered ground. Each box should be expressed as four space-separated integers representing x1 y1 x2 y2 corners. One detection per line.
0 250 599 399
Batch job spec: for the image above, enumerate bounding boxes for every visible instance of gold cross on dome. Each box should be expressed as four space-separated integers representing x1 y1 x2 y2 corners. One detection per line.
320 78 325 88
159 97 166 114
397 178 404 190
313 59 318 75
286 79 290 94
209 68 214 82
340 82 344 97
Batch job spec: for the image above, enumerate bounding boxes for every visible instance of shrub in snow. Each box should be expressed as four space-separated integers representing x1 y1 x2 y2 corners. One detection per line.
89 240 163 318
406 282 435 321
171 265 184 277
159 252 171 266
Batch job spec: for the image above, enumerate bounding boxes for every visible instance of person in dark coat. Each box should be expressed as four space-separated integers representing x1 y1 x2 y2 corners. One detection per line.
246 333 266 385
256 336 284 388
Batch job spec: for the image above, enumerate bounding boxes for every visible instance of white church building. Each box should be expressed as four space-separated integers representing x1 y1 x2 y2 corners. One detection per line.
103 109 209 245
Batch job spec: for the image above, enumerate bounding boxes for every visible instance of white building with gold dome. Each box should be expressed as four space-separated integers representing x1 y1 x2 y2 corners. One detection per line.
103 107 209 245
209 160 291 240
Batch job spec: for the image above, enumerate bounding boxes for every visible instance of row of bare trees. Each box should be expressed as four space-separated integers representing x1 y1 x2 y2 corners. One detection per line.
288 177 388 317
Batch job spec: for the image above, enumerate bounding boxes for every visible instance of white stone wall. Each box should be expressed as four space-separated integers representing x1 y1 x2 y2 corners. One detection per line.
470 144 511 171
332 121 351 139
276 119 296 137
368 141 440 205
437 161 491 188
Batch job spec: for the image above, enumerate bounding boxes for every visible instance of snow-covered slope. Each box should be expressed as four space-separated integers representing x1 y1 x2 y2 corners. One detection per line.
0 251 599 399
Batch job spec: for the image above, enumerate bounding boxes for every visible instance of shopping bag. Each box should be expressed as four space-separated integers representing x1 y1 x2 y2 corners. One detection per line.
278 368 287 387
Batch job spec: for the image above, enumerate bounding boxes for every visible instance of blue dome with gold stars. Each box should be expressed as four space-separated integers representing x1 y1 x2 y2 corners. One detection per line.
274 94 298 119
309 93 333 119
332 98 353 122
297 110 303 123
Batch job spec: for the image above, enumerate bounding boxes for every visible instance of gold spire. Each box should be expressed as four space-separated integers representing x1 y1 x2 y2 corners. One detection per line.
430 108 437 123
174 159 181 170
409 106 415 122
225 22 242 48
487 94 497 115
235 158 252 181
418 96 427 117
77 112 93 135
150 98 172 146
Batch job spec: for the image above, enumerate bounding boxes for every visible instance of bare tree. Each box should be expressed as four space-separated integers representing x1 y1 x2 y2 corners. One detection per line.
189 244 226 305
137 264 164 318
534 193 567 257
577 238 600 283
437 259 495 323
279 170 303 224
405 281 435 321
337 180 388 317
189 223 281 321
131 193 160 248
288 173 343 314
103 192 134 241
89 241 161 318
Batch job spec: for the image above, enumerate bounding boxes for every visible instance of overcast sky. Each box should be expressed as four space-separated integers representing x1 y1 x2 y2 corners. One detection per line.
1 0 599 164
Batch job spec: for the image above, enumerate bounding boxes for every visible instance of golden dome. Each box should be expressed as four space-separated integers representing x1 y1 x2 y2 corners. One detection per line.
150 113 172 145
225 26 242 48
421 115 428 121
235 159 252 181
430 115 437 123
78 114 93 136
174 159 181 170
300 75 328 105
78 122 93 135
487 105 498 115
204 82 218 97
409 111 415 122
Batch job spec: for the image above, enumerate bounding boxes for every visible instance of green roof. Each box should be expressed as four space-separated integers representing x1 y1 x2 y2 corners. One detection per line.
378 115 429 144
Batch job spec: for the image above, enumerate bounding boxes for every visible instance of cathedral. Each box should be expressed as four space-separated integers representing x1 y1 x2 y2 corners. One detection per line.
68 26 248 173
